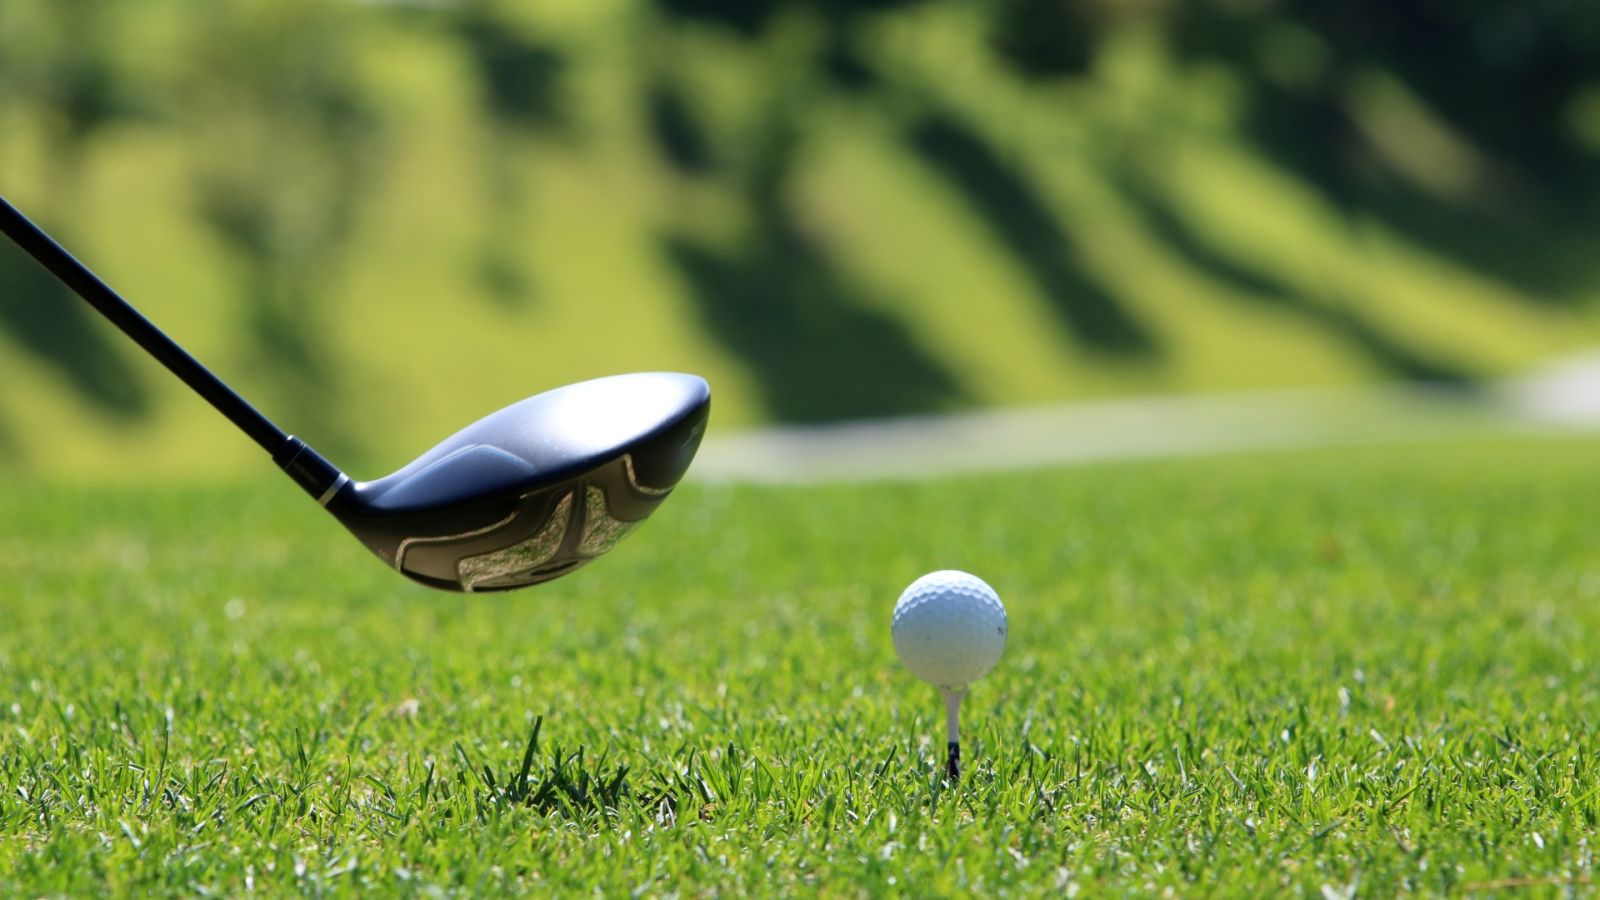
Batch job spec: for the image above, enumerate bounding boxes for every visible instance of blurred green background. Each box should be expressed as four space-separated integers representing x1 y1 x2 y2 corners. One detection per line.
2 0 1598 480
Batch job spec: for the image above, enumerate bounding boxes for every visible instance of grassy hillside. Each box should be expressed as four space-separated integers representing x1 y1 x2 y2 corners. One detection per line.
1 438 1598 893
0 2 1596 479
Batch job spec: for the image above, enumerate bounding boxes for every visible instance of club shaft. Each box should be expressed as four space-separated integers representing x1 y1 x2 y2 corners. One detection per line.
0 195 290 454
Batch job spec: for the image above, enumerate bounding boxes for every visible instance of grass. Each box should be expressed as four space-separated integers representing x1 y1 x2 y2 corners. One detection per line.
2 436 1598 894
3 1 1598 478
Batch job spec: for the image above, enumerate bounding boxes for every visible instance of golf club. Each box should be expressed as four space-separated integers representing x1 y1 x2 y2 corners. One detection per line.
0 196 710 592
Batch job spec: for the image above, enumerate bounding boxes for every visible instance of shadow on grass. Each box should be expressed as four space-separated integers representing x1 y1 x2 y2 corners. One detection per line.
904 110 1158 356
1239 91 1599 303
1358 185 1599 304
1116 175 1473 385
0 236 152 418
646 76 718 178
663 219 969 422
662 105 967 423
454 9 570 310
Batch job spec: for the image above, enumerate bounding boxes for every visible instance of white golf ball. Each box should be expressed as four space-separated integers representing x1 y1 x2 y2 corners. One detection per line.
891 570 1007 690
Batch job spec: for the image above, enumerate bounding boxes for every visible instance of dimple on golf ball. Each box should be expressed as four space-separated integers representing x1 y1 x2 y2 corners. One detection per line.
891 570 1007 690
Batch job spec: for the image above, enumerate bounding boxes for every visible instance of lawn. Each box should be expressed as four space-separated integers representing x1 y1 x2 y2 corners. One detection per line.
4 0 1598 480
2 437 1598 894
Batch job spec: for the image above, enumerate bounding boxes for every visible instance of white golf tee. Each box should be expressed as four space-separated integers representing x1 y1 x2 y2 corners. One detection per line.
941 686 965 780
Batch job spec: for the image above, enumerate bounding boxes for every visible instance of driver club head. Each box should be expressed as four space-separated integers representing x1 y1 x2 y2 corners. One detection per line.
0 198 711 593
321 372 709 592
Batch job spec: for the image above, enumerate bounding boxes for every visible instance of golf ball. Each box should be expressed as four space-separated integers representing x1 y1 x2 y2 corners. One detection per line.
891 570 1007 690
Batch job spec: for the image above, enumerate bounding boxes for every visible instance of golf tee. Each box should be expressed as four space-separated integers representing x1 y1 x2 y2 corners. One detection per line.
941 687 965 780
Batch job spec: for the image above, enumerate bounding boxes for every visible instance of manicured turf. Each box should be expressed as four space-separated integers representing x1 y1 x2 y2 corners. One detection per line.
2 437 1598 894
5 2 1598 479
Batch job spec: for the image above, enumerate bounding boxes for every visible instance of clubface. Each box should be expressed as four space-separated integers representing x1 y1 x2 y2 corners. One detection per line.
324 372 710 592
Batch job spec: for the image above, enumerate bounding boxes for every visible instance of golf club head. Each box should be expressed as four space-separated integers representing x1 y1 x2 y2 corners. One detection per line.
319 373 709 592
